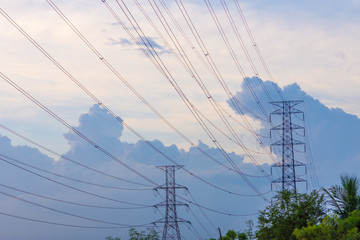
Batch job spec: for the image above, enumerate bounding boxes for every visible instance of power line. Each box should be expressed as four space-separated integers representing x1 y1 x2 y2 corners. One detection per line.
187 207 213 238
0 152 152 191
106 0 271 200
171 0 279 164
0 211 153 229
233 0 284 100
0 123 152 188
0 70 263 201
145 0 274 162
41 1 269 199
177 194 259 217
0 189 152 227
0 155 151 207
133 0 273 175
0 68 157 187
0 183 151 210
41 1 270 197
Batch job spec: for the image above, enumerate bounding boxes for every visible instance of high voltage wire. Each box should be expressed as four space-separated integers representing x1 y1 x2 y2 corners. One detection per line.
0 155 151 207
216 0 287 143
303 103 320 189
220 0 273 102
0 183 151 210
217 103 270 139
0 12 276 240
0 70 263 199
0 2 284 233
0 9 160 187
35 2 270 198
133 0 271 149
142 0 276 148
229 0 318 189
233 0 284 101
0 190 152 227
187 191 218 231
166 0 279 162
0 123 152 188
105 0 272 197
177 194 258 217
0 74 157 188
203 0 271 122
0 1 310 238
187 207 213 238
194 105 270 156
29 0 270 193
0 211 153 229
130 0 276 186
0 1 317 237
0 153 152 191
141 0 274 175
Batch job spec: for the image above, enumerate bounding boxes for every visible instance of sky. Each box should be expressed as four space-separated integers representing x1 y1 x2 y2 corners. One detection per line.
0 0 359 239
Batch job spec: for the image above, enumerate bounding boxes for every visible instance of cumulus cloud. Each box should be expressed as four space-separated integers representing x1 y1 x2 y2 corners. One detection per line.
228 76 360 187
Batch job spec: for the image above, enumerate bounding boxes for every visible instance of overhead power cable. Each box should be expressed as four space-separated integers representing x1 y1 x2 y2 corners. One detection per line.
0 155 151 207
0 183 151 210
0 123 152 188
177 195 258 217
40 1 270 198
204 0 268 117
0 189 152 227
103 0 270 200
187 207 213 238
1 8 159 187
155 0 268 124
217 103 270 139
165 0 279 163
219 0 273 102
133 0 271 169
0 153 153 191
46 0 267 182
188 223 204 240
194 105 270 156
0 70 262 199
0 211 153 229
233 0 284 100
140 0 272 177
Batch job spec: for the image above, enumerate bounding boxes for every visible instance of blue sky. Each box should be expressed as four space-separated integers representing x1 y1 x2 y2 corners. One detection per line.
0 0 359 239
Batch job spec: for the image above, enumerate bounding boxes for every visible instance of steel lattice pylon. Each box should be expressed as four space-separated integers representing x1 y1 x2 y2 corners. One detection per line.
154 165 189 240
270 100 306 193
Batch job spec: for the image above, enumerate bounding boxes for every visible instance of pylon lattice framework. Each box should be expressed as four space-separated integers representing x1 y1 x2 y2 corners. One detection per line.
270 100 307 192
154 165 190 240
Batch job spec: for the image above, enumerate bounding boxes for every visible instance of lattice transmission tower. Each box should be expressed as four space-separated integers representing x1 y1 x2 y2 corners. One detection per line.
270 100 306 193
154 165 189 240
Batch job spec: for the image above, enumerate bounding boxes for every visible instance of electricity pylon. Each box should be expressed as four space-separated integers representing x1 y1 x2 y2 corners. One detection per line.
154 165 189 240
270 100 306 193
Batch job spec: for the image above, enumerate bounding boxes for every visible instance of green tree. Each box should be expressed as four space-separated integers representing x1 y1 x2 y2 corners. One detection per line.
225 229 237 240
237 232 248 240
293 210 360 239
106 237 121 240
105 228 159 240
256 190 326 240
323 175 360 219
128 228 159 240
208 229 248 240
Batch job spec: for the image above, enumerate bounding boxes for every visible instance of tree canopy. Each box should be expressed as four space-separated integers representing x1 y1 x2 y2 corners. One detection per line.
256 190 326 240
323 175 360 219
105 227 159 240
293 210 360 239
